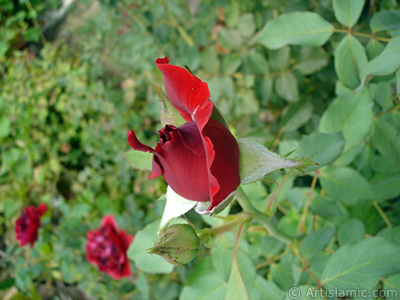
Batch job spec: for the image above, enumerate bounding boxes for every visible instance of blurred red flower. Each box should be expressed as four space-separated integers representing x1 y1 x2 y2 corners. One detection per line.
86 215 134 279
127 57 240 212
15 203 47 248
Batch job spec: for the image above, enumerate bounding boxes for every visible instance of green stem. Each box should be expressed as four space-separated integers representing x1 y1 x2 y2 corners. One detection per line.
210 213 252 235
198 213 251 244
236 187 293 244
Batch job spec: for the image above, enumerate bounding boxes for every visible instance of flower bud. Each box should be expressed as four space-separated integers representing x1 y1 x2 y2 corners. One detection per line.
149 224 200 267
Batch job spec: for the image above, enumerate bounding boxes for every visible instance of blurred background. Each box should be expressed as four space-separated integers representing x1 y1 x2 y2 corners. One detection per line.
1 0 400 299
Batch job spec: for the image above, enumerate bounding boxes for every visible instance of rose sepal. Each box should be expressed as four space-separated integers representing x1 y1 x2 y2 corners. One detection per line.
238 138 317 184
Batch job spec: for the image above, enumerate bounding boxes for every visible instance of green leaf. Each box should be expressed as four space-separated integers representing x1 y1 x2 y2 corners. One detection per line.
222 55 242 75
218 28 243 50
269 47 290 71
319 88 373 148
0 42 9 58
371 173 400 202
0 29 16 42
245 53 269 75
237 138 304 185
334 34 368 89
372 114 400 164
225 1 240 27
310 195 345 218
371 154 400 174
335 140 365 166
300 227 335 260
201 47 220 73
259 77 273 104
397 69 400 100
275 72 299 102
383 274 400 300
338 219 365 246
332 0 364 28
321 237 400 291
319 166 374 205
237 14 256 38
136 273 150 300
0 116 10 138
370 82 393 109
211 233 234 281
297 47 328 75
5 10 26 27
366 39 385 60
297 132 345 168
127 221 174 274
270 262 298 291
260 237 285 259
225 260 250 300
22 28 41 42
123 149 152 171
280 100 313 131
283 285 324 300
378 226 400 243
370 11 400 33
357 36 400 91
0 278 15 290
250 276 284 300
225 252 255 300
180 258 227 300
257 12 333 49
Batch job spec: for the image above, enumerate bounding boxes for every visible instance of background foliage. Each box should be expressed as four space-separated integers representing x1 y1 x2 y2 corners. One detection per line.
1 0 400 299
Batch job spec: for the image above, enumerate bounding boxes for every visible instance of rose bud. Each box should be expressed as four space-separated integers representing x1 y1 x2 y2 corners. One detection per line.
148 224 200 266
86 215 134 279
15 203 47 248
127 57 240 213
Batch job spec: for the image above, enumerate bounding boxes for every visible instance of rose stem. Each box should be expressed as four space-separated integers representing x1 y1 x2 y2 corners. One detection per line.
236 187 293 244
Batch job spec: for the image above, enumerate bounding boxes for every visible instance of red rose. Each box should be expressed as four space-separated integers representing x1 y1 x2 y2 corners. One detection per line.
86 215 134 279
15 203 47 248
127 57 240 212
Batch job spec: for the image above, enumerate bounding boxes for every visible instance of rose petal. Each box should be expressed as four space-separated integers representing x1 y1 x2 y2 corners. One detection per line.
156 57 212 123
15 205 43 248
153 122 210 202
101 215 119 231
202 119 240 210
119 229 134 252
86 216 133 279
117 259 132 278
37 203 47 216
127 130 155 153
156 58 219 206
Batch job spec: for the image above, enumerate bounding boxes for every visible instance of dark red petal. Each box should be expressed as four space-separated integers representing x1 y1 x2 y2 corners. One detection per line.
127 130 155 153
154 122 210 202
119 229 134 252
117 259 131 278
127 130 163 180
149 157 162 179
101 215 119 231
155 57 169 64
86 242 98 265
155 57 212 123
15 206 42 248
202 119 240 210
37 203 47 216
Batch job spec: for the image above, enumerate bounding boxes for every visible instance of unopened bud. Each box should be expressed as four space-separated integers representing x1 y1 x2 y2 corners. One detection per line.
148 224 200 266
